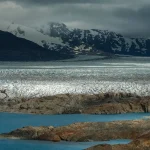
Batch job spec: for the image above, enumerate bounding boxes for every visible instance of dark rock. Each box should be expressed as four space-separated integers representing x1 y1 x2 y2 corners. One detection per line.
86 144 112 150
0 30 73 61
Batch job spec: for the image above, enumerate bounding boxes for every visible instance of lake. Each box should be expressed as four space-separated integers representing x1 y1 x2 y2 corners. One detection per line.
0 139 131 150
1 112 147 150
0 112 150 133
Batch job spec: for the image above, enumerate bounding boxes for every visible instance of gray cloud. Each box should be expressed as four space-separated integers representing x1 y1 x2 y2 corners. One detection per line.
0 0 150 37
0 0 113 5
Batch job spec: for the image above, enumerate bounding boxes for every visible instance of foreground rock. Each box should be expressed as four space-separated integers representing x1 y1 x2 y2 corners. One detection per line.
87 131 150 150
1 119 150 142
0 92 150 114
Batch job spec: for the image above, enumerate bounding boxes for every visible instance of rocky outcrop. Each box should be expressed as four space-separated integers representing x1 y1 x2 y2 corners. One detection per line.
86 144 113 150
0 93 150 115
1 119 150 142
86 131 150 150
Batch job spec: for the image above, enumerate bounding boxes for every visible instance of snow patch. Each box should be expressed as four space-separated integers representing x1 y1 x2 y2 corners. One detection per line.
0 22 65 49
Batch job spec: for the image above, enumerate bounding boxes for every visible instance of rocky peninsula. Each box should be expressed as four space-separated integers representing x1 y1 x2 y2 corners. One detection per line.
1 119 150 143
86 131 150 150
0 92 150 115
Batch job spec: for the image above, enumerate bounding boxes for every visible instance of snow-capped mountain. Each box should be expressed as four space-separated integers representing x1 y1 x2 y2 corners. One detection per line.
0 21 150 61
37 22 150 56
0 22 74 56
38 22 71 37
0 22 63 47
0 22 75 61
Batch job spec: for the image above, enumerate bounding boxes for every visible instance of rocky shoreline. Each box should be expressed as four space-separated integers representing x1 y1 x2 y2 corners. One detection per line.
1 119 150 142
1 119 150 149
87 131 150 150
0 92 150 115
1 92 150 149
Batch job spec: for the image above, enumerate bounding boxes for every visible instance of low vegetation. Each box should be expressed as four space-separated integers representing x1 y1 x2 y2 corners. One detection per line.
0 91 150 114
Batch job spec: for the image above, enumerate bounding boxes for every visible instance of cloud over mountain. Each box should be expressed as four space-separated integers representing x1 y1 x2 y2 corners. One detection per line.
0 0 150 37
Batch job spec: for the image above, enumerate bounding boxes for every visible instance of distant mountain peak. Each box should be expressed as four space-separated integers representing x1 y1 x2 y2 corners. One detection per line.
0 21 150 58
48 22 67 28
37 22 150 56
37 22 70 37
0 22 74 60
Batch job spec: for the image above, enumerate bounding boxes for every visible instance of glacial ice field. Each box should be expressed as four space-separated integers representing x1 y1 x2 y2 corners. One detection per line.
0 57 150 98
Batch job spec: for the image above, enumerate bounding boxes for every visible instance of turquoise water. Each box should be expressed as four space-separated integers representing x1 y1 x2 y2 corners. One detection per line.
0 112 149 149
0 139 131 150
0 112 150 133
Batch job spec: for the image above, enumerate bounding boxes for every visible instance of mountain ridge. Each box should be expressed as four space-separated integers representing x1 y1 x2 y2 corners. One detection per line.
0 30 73 61
37 22 150 56
0 21 150 61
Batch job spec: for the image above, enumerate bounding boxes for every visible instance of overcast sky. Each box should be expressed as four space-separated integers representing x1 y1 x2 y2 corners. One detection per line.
0 0 150 37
